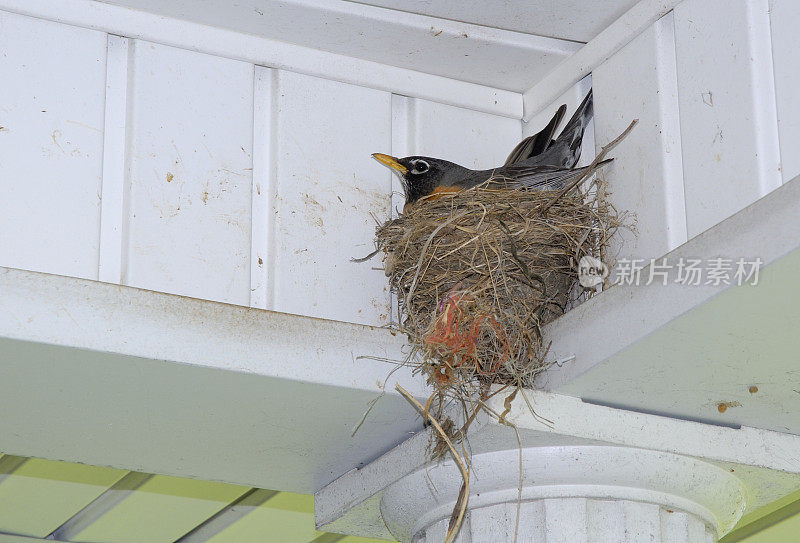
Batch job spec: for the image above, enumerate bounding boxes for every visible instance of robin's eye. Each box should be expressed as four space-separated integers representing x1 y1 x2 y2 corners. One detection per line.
412 160 429 174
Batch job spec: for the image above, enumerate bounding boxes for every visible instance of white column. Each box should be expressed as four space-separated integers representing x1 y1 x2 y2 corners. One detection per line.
380 446 745 543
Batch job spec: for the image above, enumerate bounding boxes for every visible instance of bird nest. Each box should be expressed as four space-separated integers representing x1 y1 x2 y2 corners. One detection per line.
375 177 623 423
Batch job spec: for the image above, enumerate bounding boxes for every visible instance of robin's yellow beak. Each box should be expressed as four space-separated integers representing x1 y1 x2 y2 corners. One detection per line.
372 153 408 174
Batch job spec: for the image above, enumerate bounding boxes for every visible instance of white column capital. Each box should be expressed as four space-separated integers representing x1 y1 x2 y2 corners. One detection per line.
381 445 745 543
316 390 800 542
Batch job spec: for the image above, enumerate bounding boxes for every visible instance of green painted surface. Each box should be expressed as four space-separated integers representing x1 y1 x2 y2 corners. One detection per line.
0 457 126 537
722 488 800 542
339 536 396 543
205 501 321 543
69 475 249 543
737 513 800 542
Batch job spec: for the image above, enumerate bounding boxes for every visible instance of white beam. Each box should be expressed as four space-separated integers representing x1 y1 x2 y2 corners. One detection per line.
0 267 427 493
522 0 683 120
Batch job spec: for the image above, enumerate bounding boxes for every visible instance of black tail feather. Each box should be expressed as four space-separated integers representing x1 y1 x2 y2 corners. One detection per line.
504 104 567 166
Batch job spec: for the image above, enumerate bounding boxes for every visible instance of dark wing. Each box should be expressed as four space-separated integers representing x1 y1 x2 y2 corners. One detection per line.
519 90 594 169
503 104 567 166
496 158 612 191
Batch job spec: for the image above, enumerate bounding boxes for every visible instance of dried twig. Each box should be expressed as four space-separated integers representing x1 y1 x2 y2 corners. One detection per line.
397 385 470 543
542 119 638 212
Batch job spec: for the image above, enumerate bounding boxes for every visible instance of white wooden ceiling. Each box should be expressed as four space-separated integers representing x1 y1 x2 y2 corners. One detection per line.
351 0 640 42
94 0 586 92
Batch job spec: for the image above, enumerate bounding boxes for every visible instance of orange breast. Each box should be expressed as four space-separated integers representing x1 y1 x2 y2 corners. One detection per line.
403 185 464 213
428 185 463 199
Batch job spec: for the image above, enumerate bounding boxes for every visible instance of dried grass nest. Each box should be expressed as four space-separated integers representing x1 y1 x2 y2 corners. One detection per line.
375 176 624 413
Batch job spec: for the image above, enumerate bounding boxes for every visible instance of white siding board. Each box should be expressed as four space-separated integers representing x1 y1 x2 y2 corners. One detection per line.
674 0 781 238
593 13 686 262
124 41 254 305
0 11 107 279
411 99 522 170
769 0 800 183
271 71 392 325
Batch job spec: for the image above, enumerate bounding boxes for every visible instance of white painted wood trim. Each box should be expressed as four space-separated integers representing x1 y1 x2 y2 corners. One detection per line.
97 34 130 284
494 389 800 476
0 265 423 395
522 0 684 120
0 0 524 118
746 0 782 194
249 66 276 310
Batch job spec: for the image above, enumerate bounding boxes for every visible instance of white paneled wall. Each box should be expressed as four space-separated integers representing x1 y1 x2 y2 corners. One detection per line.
270 70 393 324
0 9 522 327
3 3 799 325
0 12 107 280
124 41 255 306
410 100 522 170
590 3 795 262
673 0 781 238
593 13 686 262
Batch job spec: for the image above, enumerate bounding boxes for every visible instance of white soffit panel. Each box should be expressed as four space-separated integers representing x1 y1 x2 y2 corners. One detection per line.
270 70 393 325
674 0 781 238
593 12 687 262
91 0 582 93
0 0 524 117
124 40 255 306
351 0 640 43
0 11 107 280
769 0 800 183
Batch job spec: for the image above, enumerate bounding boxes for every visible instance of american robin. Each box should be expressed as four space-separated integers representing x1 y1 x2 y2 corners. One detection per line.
373 90 606 210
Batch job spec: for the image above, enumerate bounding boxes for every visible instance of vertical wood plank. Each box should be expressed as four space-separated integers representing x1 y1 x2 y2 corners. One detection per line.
674 0 781 237
98 35 131 284
544 498 588 542
412 99 522 170
622 501 661 542
272 70 392 325
0 11 107 279
124 41 254 305
769 0 800 182
389 94 414 324
593 13 687 262
250 66 276 310
390 94 413 219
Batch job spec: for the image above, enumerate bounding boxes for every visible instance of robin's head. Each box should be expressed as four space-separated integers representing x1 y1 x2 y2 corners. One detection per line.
372 153 462 208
